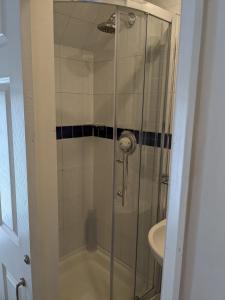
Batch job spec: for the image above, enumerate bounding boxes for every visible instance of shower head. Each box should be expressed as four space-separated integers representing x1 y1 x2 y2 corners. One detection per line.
97 12 136 35
97 13 116 34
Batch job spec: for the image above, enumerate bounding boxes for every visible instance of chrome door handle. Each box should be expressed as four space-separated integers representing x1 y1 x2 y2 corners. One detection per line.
16 278 26 300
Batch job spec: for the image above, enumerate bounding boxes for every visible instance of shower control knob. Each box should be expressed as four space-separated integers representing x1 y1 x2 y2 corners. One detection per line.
118 131 137 154
119 136 132 152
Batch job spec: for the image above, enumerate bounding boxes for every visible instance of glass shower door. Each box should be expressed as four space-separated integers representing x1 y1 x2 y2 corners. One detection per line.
111 8 172 300
111 7 147 300
135 14 171 300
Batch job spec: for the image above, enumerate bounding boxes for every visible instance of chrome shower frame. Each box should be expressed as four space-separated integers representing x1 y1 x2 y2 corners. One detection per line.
54 0 174 23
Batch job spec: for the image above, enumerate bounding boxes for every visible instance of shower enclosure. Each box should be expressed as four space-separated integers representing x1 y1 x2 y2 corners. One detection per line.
54 1 176 300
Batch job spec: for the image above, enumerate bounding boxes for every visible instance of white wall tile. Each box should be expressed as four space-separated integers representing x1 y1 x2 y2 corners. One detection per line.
94 60 114 94
54 44 61 58
60 58 93 94
60 45 93 62
62 17 99 51
55 42 94 257
70 2 115 25
61 93 93 125
117 55 145 95
94 94 114 126
142 90 164 132
54 13 69 44
54 57 61 92
63 222 85 255
59 157 94 256
94 41 115 62
118 11 146 58
54 2 74 16
62 138 93 170
54 44 94 126
93 138 114 252
62 166 93 221
116 93 143 130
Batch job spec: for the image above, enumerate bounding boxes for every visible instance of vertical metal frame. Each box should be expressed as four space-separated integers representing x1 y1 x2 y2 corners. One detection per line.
156 15 179 222
151 14 179 298
110 7 119 300
133 11 149 300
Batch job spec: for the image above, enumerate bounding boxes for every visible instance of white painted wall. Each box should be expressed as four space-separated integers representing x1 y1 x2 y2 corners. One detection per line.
180 0 225 299
147 0 181 14
22 0 59 299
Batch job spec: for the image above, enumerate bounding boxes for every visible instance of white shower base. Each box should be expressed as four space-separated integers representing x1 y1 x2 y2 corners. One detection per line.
59 248 133 300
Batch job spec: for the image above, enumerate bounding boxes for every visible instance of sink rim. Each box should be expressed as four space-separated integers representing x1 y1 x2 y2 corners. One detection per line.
148 219 167 266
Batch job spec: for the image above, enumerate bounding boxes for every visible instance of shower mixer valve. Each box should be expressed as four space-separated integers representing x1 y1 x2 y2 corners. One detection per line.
119 136 132 152
117 131 137 207
118 130 137 154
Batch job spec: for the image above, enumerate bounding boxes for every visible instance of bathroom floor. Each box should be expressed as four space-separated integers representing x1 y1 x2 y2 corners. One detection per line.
59 249 132 300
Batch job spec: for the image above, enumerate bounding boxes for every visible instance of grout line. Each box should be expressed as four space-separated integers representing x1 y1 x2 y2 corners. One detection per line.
56 91 93 96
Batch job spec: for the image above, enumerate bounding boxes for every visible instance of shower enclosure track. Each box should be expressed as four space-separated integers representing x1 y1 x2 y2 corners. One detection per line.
55 0 174 22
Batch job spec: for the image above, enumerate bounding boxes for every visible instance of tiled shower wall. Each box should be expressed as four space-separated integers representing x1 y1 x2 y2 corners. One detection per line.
55 44 94 256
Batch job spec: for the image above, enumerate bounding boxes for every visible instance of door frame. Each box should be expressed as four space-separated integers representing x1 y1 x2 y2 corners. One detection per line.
20 0 59 299
161 0 204 300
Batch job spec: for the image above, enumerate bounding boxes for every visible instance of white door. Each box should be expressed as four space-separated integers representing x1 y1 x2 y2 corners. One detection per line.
0 0 32 299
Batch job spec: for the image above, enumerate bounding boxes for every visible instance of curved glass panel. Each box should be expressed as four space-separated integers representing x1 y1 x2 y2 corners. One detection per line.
111 7 147 300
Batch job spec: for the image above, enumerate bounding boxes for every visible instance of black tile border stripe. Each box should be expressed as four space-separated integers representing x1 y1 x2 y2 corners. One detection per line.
56 125 172 149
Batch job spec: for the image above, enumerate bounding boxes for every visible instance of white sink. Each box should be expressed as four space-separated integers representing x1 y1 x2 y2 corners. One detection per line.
148 219 166 266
